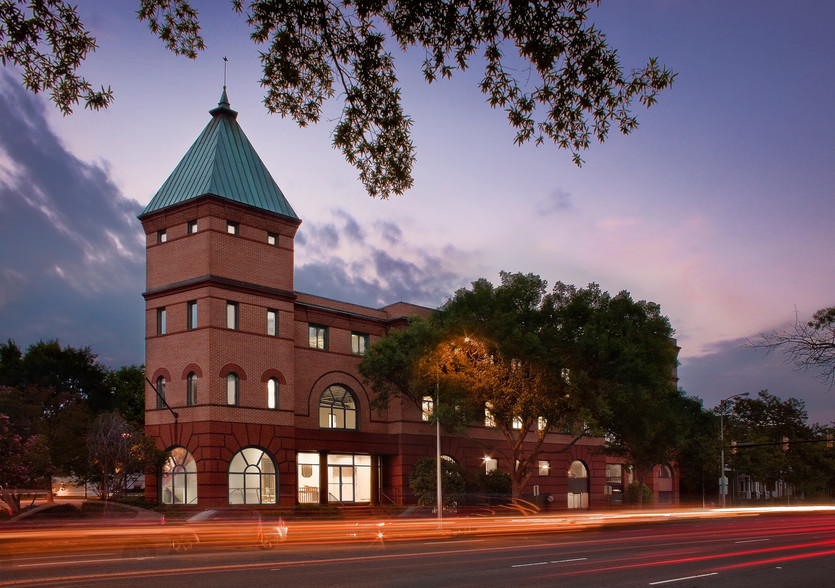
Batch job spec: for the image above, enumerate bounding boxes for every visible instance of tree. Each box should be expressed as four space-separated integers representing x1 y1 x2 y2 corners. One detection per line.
104 365 147 429
2 1 675 199
361 272 680 500
546 282 683 504
748 307 835 389
408 456 466 509
0 414 53 515
84 412 159 501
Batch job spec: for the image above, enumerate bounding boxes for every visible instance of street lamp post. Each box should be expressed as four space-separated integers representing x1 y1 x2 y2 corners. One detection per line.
719 392 749 507
436 378 442 523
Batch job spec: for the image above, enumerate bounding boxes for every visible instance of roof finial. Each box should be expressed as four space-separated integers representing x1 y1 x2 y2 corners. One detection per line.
223 56 228 88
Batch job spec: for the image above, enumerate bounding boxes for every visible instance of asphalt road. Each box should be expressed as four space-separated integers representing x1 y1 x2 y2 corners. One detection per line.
2 510 835 587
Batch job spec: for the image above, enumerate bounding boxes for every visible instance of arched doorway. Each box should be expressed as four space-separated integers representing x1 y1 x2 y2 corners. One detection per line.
567 460 589 509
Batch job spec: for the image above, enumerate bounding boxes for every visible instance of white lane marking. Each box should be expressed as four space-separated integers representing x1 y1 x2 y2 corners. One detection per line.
734 538 771 544
512 557 588 568
649 572 719 585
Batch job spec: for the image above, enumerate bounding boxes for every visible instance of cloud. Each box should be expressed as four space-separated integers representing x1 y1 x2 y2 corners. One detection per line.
294 209 474 309
678 335 834 426
0 73 145 368
535 188 574 215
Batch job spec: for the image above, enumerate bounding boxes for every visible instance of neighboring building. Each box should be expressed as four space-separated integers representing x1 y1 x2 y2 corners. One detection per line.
140 89 676 510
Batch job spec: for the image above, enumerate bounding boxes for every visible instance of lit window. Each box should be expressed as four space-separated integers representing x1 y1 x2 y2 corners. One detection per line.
226 372 239 406
226 301 238 329
227 221 238 235
156 376 166 409
187 372 197 406
605 464 623 483
187 301 197 330
484 402 496 427
267 377 278 409
157 229 167 243
538 416 548 431
267 232 277 245
512 416 523 430
160 446 198 505
319 385 357 430
157 307 167 335
228 447 277 505
187 220 198 234
267 309 277 336
539 460 550 476
309 324 328 350
484 457 497 473
351 332 369 356
421 395 434 422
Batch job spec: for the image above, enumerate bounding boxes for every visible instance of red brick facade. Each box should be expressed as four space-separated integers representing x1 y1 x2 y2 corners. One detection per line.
140 97 678 511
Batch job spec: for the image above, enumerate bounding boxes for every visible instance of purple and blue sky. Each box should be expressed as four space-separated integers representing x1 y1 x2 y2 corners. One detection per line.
0 1 833 422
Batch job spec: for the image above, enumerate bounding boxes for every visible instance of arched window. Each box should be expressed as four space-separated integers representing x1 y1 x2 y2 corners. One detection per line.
156 376 166 409
267 377 279 409
187 372 198 406
228 447 277 505
226 372 239 406
319 385 357 430
160 447 197 505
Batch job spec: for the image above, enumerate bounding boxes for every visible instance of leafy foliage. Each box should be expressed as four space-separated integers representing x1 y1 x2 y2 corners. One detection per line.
3 1 674 198
0 0 112 114
0 413 53 515
408 456 466 508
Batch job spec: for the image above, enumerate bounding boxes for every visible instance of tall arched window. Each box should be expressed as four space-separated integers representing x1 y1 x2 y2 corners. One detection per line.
187 372 198 406
319 385 357 430
228 447 277 505
226 372 239 406
156 376 166 409
160 446 197 505
567 460 589 509
267 377 279 409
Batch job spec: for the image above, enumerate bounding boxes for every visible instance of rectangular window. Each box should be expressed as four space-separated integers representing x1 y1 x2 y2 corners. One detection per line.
308 324 328 350
538 460 550 476
267 232 278 245
157 230 167 243
187 301 197 330
227 221 238 235
484 457 497 473
187 220 198 234
267 309 277 336
226 301 239 329
512 416 523 430
351 332 369 356
421 395 434 422
605 464 623 483
484 402 496 427
157 307 166 335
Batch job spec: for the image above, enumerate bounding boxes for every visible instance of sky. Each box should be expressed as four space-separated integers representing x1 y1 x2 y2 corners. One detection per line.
0 1 833 423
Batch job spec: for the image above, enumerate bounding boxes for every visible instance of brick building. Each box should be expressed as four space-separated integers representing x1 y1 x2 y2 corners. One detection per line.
140 90 677 510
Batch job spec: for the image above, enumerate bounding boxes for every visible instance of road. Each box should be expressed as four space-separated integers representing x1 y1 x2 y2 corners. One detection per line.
2 509 835 587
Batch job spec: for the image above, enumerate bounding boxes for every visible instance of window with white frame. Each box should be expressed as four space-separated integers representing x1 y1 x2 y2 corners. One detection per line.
187 301 197 330
186 372 197 406
484 457 497 473
157 307 166 335
227 221 239 235
187 220 198 234
538 460 550 476
267 309 277 336
160 446 197 505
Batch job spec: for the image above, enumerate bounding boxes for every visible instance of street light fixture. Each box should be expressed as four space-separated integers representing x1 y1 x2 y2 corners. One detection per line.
719 392 750 507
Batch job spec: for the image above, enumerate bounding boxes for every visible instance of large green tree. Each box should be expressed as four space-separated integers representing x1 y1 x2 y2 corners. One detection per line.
1 0 675 198
361 272 682 499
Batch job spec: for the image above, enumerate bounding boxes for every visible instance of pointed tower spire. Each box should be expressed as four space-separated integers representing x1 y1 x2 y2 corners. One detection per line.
210 86 237 119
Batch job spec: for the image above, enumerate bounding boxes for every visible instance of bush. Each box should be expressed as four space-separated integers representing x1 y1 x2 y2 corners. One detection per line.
409 457 466 507
627 481 653 505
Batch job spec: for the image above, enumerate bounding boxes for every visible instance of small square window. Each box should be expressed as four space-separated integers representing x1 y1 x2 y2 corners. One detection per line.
267 309 277 336
157 307 166 335
227 221 239 235
188 220 198 234
157 230 167 243
267 232 278 245
538 460 550 476
351 332 369 356
512 416 523 429
226 301 239 329
187 301 197 330
484 457 497 473
308 324 328 350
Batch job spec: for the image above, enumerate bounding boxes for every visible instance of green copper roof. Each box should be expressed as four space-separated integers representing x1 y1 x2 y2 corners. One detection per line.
140 89 298 220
